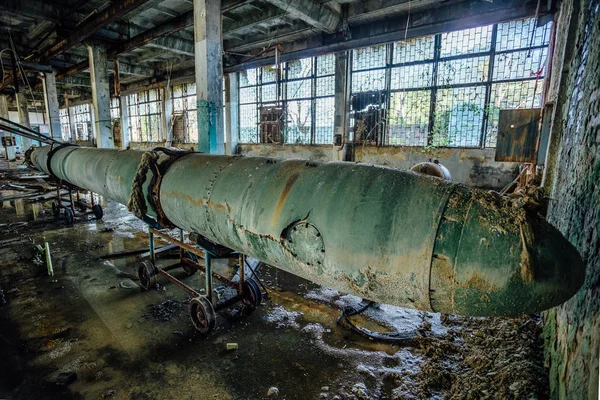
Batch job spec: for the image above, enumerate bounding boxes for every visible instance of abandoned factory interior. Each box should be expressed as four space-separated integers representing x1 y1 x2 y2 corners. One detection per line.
0 0 598 398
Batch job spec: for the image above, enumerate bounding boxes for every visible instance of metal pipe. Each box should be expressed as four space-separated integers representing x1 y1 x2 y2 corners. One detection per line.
27 145 585 317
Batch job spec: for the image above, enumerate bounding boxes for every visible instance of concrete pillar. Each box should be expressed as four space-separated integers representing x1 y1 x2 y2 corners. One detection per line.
194 0 224 154
0 95 16 160
334 51 350 161
224 73 239 155
42 71 62 140
87 44 114 148
162 85 173 147
16 92 32 150
120 95 130 149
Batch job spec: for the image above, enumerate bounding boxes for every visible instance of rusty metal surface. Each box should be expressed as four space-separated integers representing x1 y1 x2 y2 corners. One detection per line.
28 146 585 317
495 108 541 163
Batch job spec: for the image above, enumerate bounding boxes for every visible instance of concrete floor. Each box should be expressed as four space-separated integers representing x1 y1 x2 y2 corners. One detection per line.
0 187 549 399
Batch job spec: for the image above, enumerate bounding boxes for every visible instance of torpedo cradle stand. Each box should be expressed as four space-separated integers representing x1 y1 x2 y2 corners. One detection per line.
138 226 264 334
50 183 104 224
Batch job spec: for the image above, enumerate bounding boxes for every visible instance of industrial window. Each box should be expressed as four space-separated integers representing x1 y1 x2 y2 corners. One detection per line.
59 108 71 141
110 97 120 121
70 103 92 141
350 16 552 148
238 53 335 144
128 89 162 142
172 82 198 143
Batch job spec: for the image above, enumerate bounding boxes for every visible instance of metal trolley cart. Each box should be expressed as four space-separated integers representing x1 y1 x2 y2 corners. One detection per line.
138 226 265 334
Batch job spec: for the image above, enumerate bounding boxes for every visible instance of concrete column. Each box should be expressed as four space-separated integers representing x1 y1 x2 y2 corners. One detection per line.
16 92 32 150
224 73 239 155
42 71 62 140
334 51 350 161
194 0 224 154
0 95 16 160
120 95 130 149
162 85 173 147
87 44 114 148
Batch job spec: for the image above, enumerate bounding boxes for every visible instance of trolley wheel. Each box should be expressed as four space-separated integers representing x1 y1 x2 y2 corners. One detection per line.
138 260 158 291
242 278 262 312
64 208 74 225
92 204 103 220
189 296 216 334
52 201 60 217
181 261 197 276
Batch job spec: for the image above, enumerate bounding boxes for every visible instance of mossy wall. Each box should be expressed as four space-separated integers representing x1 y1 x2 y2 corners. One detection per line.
543 0 600 398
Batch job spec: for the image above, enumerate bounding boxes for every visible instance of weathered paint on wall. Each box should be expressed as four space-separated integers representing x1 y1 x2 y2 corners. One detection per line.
238 143 519 190
543 0 600 398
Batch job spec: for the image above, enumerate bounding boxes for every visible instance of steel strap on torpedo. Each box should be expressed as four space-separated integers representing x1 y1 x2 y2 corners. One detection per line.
127 147 194 229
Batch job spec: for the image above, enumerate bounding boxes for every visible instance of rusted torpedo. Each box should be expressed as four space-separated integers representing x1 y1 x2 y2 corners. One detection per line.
28 145 584 317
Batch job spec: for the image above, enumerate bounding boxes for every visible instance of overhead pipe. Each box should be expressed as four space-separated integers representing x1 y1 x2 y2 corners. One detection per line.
27 145 584 317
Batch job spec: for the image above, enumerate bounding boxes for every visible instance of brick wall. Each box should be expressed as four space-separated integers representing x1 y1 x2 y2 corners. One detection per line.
543 0 600 398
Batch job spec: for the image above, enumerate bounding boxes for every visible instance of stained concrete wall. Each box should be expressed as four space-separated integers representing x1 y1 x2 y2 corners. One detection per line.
239 143 519 190
543 0 600 398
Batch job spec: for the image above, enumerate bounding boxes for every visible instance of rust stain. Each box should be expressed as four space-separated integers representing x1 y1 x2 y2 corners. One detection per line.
272 173 299 224
207 199 230 213
462 271 499 292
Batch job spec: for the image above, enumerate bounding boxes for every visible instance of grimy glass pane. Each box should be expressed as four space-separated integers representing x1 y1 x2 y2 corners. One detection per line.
239 104 258 143
287 79 312 100
433 86 486 147
496 18 553 51
285 99 312 144
388 90 431 146
287 58 313 79
352 44 387 71
240 68 258 87
390 63 434 90
316 76 334 97
315 97 335 144
316 54 335 76
393 36 435 64
440 25 493 57
438 56 489 86
493 48 549 81
351 69 386 92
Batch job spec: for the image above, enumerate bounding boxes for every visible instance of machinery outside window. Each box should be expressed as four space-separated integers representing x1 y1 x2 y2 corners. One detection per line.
238 54 335 145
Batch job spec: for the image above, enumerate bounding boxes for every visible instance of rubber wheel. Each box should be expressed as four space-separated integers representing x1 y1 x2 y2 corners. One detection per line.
92 204 103 220
189 296 216 334
138 260 158 291
64 208 74 225
242 278 262 312
181 260 197 276
52 202 60 217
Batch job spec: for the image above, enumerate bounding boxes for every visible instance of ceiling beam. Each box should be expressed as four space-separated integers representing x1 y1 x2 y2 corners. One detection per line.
225 0 549 72
35 0 152 62
113 11 194 56
262 0 341 33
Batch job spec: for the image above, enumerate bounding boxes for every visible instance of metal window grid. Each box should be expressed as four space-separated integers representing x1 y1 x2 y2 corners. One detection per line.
172 82 198 143
59 108 71 141
238 54 335 144
110 97 120 120
349 16 552 148
70 103 92 141
128 89 162 142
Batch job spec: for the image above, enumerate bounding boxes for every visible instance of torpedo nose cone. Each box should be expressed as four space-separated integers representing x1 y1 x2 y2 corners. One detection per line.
429 188 585 317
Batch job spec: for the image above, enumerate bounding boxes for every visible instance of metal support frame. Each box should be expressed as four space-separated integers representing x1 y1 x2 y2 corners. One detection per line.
141 226 265 333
